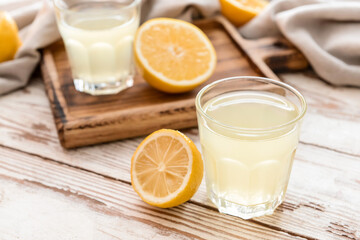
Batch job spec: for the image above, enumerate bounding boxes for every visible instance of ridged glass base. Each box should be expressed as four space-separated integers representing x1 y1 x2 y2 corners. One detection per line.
208 189 285 219
73 76 133 95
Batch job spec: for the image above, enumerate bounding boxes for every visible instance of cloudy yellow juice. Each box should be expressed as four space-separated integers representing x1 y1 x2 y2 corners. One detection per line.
198 90 301 218
55 1 140 94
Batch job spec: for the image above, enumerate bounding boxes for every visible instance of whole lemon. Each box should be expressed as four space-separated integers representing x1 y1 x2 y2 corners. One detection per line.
0 11 22 63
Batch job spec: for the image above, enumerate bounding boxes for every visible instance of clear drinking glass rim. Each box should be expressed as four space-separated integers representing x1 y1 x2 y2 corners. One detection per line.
195 76 307 133
53 0 141 11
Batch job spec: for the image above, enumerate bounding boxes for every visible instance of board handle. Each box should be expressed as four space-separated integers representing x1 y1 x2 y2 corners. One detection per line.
249 37 309 72
214 15 309 80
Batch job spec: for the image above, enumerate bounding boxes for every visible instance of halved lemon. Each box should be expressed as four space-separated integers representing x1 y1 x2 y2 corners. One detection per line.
134 18 217 93
219 0 268 26
131 129 203 208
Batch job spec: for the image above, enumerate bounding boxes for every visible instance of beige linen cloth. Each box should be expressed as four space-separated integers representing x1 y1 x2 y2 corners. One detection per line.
1 0 360 95
240 0 360 87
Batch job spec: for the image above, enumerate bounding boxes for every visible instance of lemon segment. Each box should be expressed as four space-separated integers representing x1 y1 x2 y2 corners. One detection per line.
131 129 203 208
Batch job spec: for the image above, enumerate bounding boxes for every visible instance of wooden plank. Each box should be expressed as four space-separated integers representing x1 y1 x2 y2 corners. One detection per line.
0 73 359 167
255 143 360 240
0 177 172 240
281 72 360 156
0 78 359 239
40 16 308 148
0 146 301 240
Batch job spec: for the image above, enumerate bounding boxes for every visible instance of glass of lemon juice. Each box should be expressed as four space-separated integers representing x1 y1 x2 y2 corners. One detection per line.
196 76 307 219
54 0 140 95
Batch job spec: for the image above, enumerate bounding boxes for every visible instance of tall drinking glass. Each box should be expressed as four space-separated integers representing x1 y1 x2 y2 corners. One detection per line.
195 76 307 219
54 0 141 95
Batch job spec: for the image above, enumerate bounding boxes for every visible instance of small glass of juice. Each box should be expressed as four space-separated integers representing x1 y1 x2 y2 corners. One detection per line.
54 0 141 95
195 76 307 219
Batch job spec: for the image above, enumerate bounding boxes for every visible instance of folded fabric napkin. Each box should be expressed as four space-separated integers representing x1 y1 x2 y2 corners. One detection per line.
0 0 60 95
1 0 360 96
241 0 360 87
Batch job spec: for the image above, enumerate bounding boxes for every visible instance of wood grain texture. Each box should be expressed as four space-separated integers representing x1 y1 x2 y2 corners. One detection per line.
40 16 308 148
0 0 358 239
0 146 302 240
0 177 145 240
214 16 308 76
0 74 359 239
283 72 360 156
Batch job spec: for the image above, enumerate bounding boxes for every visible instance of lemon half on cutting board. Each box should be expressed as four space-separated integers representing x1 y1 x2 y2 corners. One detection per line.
134 18 217 93
219 0 268 26
0 11 22 63
131 129 203 208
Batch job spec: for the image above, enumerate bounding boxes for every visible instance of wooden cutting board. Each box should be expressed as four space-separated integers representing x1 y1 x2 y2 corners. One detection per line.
41 15 308 148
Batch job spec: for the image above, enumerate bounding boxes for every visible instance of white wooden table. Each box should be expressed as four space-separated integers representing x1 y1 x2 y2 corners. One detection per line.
0 71 359 239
